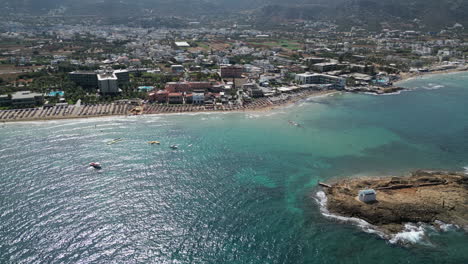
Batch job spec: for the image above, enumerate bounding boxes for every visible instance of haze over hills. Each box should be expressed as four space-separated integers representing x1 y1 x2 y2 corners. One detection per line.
1 0 467 30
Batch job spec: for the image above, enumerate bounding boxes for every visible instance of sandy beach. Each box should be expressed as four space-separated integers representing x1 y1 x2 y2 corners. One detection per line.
0 90 338 123
2 67 467 124
395 67 468 85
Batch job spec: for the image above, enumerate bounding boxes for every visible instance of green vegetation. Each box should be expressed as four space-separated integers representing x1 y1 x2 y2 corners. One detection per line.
193 42 210 49
188 72 220 82
229 55 257 64
249 40 302 50
133 73 179 87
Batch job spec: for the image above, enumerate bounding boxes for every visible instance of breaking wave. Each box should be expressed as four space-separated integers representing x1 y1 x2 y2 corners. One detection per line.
314 191 388 238
422 83 445 90
389 223 428 244
314 191 446 245
434 220 459 232
364 90 406 96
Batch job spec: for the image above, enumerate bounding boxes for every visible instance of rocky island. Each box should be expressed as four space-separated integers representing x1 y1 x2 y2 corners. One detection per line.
320 170 468 237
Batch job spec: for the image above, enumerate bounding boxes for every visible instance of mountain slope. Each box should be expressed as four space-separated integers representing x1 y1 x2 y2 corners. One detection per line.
1 0 466 30
257 0 468 30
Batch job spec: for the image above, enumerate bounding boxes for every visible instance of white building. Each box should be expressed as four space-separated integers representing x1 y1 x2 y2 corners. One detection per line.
175 41 190 48
192 93 204 105
98 72 119 95
295 73 346 89
358 189 377 203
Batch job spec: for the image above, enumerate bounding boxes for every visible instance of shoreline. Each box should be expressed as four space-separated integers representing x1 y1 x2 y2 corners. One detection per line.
2 68 466 124
317 170 468 244
395 67 468 85
0 90 338 124
345 67 468 96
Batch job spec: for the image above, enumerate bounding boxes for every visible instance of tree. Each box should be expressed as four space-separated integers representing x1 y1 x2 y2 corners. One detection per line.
346 77 357 87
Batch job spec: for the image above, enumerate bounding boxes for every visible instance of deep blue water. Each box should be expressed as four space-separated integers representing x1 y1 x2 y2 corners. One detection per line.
0 72 467 263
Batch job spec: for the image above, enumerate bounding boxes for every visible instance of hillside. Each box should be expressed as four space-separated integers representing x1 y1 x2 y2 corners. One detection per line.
1 0 467 30
257 0 468 30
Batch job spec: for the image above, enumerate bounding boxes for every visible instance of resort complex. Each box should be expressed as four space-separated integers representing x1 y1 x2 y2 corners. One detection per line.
0 13 467 121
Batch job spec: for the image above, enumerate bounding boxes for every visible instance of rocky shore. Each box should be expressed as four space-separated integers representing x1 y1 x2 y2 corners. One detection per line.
345 86 405 95
320 170 468 236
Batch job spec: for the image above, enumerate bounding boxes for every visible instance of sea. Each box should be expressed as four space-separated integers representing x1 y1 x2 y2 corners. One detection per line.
0 72 467 263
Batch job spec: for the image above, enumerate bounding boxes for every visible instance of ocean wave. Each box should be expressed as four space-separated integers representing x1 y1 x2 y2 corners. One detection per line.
463 166 468 175
434 220 459 232
389 223 429 245
314 191 438 245
314 191 388 238
244 111 286 119
4 115 135 126
421 83 445 90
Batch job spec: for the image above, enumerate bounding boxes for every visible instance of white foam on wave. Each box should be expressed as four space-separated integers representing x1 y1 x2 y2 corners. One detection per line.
434 220 459 232
421 83 445 90
314 191 387 238
364 90 405 96
314 191 438 245
245 110 286 119
463 166 468 175
389 223 428 245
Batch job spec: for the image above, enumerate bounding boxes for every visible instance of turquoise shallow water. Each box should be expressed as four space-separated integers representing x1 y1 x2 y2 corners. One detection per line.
1 73 468 263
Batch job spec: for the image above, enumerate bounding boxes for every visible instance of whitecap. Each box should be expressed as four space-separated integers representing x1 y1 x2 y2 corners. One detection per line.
434 220 459 232
364 90 406 96
389 223 428 245
314 191 440 245
421 84 445 90
314 191 388 238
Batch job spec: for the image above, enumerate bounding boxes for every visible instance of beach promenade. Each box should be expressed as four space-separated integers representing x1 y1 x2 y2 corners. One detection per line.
0 89 334 122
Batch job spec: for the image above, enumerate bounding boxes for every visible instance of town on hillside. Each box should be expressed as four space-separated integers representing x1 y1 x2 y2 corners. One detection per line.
0 16 467 121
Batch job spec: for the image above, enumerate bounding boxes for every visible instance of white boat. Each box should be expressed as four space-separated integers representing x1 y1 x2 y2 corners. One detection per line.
288 120 303 128
170 145 178 150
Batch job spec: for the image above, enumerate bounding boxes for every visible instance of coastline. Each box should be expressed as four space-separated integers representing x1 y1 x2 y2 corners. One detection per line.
395 67 468 85
344 67 468 96
317 170 468 244
0 90 338 124
3 68 467 124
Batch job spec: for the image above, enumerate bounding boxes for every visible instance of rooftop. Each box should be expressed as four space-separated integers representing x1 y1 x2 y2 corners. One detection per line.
70 71 96 75
175 41 190 47
98 72 118 80
359 189 376 195
9 91 43 100
314 62 338 66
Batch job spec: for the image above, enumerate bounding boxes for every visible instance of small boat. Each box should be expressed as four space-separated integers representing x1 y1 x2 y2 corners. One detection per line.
89 162 102 169
107 138 123 145
148 141 160 145
288 120 303 128
170 145 178 150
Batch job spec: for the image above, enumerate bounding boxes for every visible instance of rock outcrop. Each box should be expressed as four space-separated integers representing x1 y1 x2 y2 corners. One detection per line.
322 170 468 234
